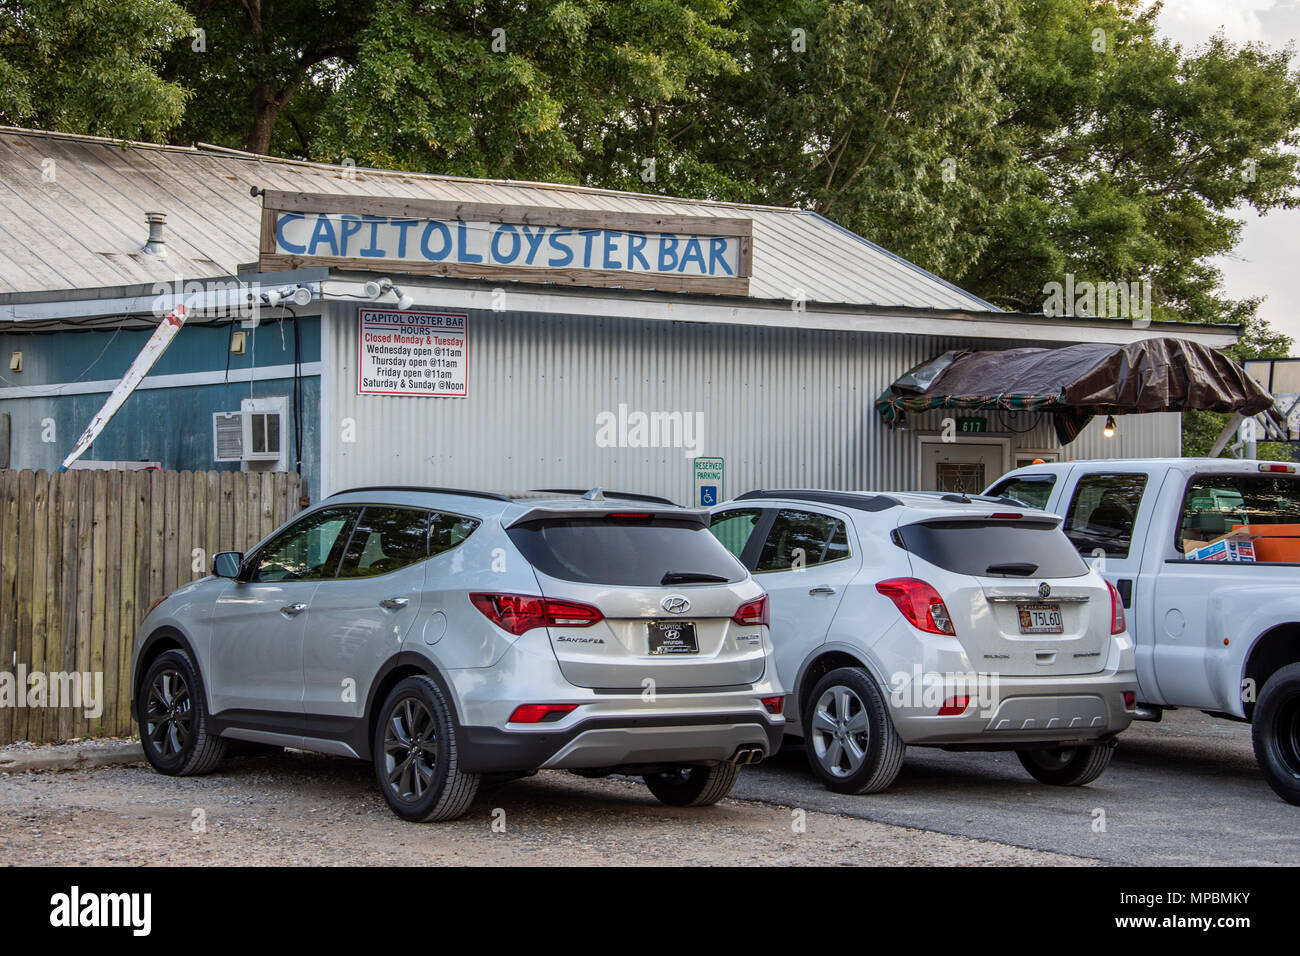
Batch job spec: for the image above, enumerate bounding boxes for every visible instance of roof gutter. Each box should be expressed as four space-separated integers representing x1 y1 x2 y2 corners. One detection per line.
320 274 1240 347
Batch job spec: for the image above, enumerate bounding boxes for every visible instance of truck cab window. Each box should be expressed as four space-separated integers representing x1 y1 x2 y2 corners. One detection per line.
1063 474 1147 559
988 474 1056 510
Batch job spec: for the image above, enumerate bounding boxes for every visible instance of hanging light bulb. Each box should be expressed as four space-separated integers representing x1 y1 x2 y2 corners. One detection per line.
1103 415 1117 438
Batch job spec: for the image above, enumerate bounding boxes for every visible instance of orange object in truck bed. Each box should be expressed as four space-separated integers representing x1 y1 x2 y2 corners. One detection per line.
1233 524 1300 562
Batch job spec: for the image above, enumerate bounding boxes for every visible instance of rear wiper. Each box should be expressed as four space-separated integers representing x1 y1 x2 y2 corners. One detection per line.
661 571 729 585
986 562 1038 576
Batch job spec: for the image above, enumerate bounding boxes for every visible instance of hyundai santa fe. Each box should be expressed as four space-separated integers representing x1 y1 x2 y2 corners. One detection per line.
131 487 784 822
709 490 1138 794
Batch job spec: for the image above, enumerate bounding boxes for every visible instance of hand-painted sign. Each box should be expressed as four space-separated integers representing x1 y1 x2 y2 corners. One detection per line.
260 192 752 295
359 309 468 397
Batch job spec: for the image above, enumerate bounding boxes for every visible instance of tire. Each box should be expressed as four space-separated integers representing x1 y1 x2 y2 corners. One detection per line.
137 649 227 776
1251 662 1300 806
1017 743 1113 786
643 762 739 807
373 675 480 822
802 667 905 794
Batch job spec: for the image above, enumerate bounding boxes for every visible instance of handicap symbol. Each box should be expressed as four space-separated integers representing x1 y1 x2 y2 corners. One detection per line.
699 485 718 506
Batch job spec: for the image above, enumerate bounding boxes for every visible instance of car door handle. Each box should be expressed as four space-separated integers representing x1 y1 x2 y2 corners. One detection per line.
280 603 308 617
379 597 410 611
809 586 836 596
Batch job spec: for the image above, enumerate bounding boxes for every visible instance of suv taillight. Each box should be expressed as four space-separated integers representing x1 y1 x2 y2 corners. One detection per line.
732 595 769 626
469 593 603 635
1107 580 1126 635
876 578 956 636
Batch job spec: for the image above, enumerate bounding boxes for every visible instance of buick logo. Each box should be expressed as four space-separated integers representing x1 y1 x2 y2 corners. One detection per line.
662 595 691 614
1038 582 1052 598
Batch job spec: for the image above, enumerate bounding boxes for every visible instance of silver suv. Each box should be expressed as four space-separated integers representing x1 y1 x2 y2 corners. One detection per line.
709 490 1138 794
131 487 784 822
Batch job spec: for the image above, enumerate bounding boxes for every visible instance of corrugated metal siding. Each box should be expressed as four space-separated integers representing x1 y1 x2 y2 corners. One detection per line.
323 304 1180 500
0 128 993 312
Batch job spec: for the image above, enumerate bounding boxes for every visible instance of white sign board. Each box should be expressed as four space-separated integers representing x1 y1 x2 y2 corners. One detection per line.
359 309 468 397
694 456 725 508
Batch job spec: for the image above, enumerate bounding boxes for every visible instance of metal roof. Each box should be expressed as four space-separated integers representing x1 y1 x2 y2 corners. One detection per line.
0 127 998 311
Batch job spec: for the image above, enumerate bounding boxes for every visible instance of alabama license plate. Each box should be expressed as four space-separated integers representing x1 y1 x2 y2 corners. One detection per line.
1017 604 1063 634
648 621 699 655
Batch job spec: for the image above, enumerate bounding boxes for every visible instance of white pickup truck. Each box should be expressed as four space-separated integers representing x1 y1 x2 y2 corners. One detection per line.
986 458 1300 805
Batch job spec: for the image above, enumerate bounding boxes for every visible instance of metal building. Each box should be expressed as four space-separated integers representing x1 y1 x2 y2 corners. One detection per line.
0 128 1236 504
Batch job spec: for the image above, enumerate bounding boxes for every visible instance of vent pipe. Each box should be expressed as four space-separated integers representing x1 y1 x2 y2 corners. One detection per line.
143 211 167 257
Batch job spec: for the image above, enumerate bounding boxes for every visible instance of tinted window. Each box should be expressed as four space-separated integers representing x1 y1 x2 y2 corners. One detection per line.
1179 474 1300 550
253 507 355 582
709 509 763 558
1063 474 1147 559
895 519 1089 578
337 507 431 579
507 516 745 586
756 510 851 572
428 511 481 556
988 474 1056 510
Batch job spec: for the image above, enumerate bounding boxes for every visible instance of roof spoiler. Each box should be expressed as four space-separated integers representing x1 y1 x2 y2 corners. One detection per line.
506 503 708 528
736 489 901 512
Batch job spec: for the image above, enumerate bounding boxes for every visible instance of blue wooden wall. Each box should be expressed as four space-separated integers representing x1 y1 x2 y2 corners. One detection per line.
0 316 321 491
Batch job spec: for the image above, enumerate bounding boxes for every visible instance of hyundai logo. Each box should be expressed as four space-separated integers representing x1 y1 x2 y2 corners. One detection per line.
1038 582 1052 598
662 595 691 614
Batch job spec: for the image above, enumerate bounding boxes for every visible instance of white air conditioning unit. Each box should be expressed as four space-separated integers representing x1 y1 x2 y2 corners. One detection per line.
212 397 288 469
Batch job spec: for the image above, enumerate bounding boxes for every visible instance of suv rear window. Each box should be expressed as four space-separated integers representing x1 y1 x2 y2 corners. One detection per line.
894 519 1089 578
507 516 746 586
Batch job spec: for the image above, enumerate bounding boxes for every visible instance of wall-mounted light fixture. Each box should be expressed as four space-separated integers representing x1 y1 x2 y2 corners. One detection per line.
259 285 313 308
363 277 414 311
1103 415 1117 438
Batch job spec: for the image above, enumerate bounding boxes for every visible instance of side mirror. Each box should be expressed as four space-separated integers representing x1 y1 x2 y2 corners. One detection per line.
212 552 244 579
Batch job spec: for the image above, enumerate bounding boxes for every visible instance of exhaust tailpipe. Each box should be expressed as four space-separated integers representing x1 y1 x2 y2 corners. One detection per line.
731 747 764 766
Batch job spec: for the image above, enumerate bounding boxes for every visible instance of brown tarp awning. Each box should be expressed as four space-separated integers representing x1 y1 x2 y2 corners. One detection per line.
876 338 1278 444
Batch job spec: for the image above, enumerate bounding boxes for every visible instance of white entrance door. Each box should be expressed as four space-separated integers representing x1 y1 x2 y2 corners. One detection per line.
920 439 1009 493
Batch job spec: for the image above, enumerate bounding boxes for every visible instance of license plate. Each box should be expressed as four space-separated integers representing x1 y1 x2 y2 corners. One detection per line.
1017 604 1063 634
648 621 698 655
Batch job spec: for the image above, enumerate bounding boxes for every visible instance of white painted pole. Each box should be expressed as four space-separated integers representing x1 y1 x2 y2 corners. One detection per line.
58 302 192 471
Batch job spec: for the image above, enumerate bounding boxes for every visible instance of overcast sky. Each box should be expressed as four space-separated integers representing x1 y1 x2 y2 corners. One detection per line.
1152 0 1300 345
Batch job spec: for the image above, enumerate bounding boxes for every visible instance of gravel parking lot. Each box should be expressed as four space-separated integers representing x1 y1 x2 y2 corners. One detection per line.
0 755 1082 866
0 708 1292 867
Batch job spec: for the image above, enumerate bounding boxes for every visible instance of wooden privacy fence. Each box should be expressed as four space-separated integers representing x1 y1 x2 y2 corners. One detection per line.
0 469 302 745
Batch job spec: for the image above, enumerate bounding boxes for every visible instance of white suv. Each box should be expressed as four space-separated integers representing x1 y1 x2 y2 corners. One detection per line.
709 490 1138 794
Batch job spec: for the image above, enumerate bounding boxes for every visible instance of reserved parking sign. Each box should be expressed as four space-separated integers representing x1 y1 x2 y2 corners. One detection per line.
694 456 724 507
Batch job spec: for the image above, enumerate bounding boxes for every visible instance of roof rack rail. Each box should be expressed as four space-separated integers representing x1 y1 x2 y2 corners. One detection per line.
329 486 513 502
734 489 901 512
529 488 681 506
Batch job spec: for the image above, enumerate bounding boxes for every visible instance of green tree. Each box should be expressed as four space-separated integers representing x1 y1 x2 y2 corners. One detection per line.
310 0 739 182
962 0 1300 330
0 0 192 139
